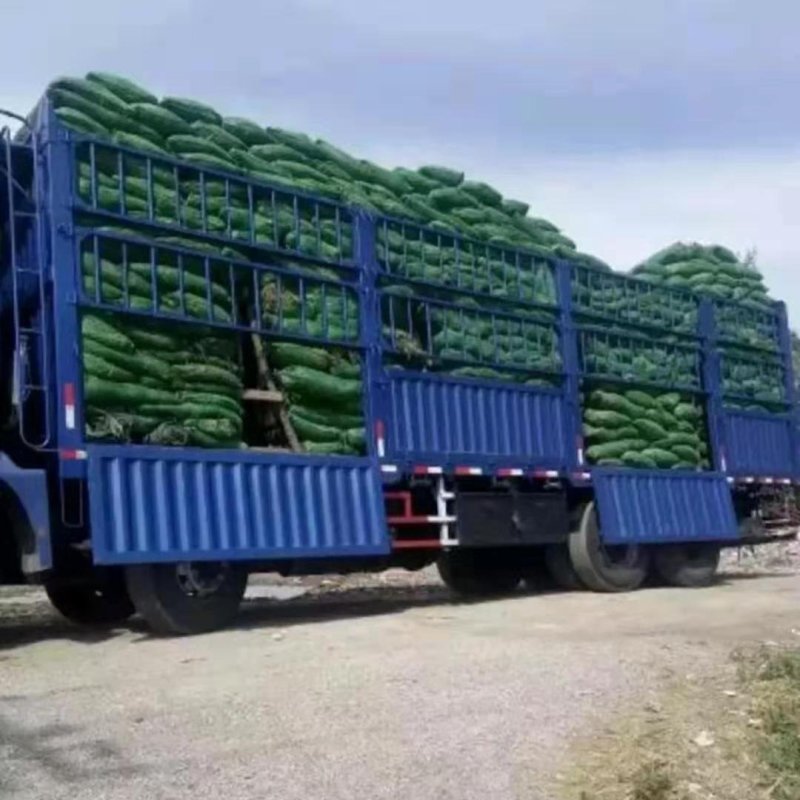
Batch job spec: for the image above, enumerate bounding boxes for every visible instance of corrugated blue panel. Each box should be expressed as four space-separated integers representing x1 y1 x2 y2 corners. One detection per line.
87 446 389 564
723 411 795 477
386 372 568 467
593 469 738 545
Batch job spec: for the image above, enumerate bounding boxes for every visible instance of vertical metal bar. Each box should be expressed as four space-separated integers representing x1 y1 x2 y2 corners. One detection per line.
89 143 98 208
146 157 154 221
775 301 798 475
116 150 125 217
270 189 278 246
173 164 181 225
228 260 236 326
353 210 386 458
252 266 263 333
199 169 207 234
314 201 321 257
92 235 101 304
150 244 159 313
247 183 256 243
698 299 727 473
121 240 130 309
555 260 582 472
204 255 213 321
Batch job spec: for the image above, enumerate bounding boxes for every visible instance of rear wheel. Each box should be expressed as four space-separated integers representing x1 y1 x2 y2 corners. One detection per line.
653 543 721 587
437 549 522 597
568 502 649 592
543 545 585 590
125 561 247 636
45 570 135 626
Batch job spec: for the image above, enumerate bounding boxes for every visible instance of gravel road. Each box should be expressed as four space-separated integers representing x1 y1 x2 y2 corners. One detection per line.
1 561 799 800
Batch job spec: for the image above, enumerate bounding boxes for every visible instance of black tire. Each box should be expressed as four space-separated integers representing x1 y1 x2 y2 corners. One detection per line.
437 549 521 597
125 562 247 636
653 543 721 588
568 502 649 592
543 545 585 591
45 571 135 626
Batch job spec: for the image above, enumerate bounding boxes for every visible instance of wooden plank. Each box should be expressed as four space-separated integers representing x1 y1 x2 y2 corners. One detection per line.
242 388 284 403
250 332 302 453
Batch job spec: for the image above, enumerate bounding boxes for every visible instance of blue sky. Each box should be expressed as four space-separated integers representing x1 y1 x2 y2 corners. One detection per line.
4 0 799 320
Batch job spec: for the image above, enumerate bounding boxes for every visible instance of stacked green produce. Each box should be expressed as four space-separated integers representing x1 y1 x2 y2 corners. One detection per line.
634 242 786 411
632 242 770 308
583 389 709 469
83 314 242 448
268 342 365 454
48 72 600 270
48 69 594 448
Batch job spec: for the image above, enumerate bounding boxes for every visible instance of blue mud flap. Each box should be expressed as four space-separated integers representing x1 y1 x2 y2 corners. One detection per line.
87 445 390 564
592 468 738 546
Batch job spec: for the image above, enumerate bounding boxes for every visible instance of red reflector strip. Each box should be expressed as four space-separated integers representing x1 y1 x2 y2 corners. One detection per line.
497 468 523 477
60 449 87 460
454 466 482 476
392 539 442 550
532 469 560 479
413 466 443 475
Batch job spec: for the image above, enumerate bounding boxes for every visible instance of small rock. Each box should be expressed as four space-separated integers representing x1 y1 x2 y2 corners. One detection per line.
693 730 715 748
764 640 780 648
748 717 763 729
723 690 738 698
271 632 285 641
687 782 703 794
644 701 662 714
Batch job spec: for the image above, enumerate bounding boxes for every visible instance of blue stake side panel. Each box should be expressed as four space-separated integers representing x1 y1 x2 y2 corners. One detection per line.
592 468 738 545
87 446 389 564
384 372 568 469
722 410 796 477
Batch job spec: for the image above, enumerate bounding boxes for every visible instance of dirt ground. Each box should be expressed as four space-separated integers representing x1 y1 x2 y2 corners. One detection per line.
1 546 799 800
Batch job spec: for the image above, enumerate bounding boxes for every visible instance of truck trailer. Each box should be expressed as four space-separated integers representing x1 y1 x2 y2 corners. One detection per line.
0 90 797 635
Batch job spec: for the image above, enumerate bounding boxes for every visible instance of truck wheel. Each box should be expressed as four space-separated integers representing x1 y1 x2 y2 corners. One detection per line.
543 545 585 590
45 571 135 626
437 549 521 597
125 561 247 636
568 502 649 592
653 544 721 588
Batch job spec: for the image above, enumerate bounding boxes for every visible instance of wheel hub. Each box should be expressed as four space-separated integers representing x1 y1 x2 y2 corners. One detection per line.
175 562 228 597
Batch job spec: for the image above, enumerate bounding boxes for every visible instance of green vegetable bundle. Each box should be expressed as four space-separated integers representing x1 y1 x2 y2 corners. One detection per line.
583 389 709 469
48 71 604 278
271 343 365 455
633 242 771 313
83 314 242 447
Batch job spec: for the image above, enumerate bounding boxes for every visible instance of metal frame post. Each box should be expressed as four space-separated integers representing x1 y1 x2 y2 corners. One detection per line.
775 301 798 474
555 259 582 473
698 299 727 473
41 103 87 479
353 210 388 460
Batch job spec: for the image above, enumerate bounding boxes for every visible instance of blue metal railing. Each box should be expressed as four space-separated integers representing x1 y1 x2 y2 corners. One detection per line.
77 230 363 348
571 263 700 337
375 215 558 309
73 137 357 272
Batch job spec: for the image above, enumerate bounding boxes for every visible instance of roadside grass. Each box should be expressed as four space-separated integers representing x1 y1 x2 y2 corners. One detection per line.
736 647 800 799
563 645 800 800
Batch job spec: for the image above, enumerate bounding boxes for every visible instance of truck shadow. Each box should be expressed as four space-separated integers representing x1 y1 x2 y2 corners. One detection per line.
1 570 793 648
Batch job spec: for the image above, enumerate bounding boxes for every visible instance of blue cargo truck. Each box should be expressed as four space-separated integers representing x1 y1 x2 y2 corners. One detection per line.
0 99 797 635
